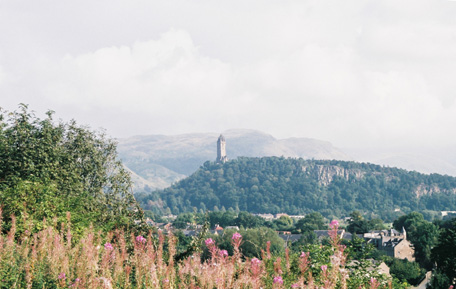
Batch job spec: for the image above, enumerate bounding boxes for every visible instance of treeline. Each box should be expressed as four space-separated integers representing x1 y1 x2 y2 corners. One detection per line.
142 157 456 220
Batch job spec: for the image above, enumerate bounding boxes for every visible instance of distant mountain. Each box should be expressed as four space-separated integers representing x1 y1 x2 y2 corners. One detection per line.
117 129 351 191
345 147 456 177
147 157 456 220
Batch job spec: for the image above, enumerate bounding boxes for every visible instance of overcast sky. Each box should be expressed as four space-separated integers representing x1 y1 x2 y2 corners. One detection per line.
1 0 456 149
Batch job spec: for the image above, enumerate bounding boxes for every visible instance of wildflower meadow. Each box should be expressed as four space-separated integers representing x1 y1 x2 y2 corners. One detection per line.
0 210 414 289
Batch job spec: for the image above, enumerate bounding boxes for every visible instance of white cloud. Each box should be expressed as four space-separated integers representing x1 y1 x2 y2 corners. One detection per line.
39 30 234 131
1 1 456 149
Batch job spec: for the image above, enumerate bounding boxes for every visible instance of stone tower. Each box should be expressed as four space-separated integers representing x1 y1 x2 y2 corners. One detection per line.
216 134 228 163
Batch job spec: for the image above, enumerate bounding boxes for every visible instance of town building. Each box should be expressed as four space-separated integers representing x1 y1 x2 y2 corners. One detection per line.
364 228 415 261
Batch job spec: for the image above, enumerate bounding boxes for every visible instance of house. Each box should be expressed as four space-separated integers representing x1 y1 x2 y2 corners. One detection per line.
255 213 275 221
364 228 415 261
225 226 240 230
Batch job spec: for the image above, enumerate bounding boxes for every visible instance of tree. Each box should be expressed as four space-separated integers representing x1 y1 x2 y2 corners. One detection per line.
173 213 194 229
216 228 284 258
393 212 425 232
294 212 326 233
393 212 438 270
368 218 386 230
388 258 426 286
347 211 370 234
411 222 439 270
208 211 237 228
234 211 264 228
430 219 456 288
0 105 142 234
273 215 293 231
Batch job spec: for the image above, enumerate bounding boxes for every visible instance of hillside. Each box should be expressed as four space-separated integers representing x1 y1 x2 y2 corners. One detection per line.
145 157 456 220
117 129 350 191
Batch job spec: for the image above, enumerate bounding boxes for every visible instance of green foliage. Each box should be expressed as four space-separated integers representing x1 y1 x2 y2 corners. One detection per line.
430 218 456 288
208 210 236 228
294 212 327 233
387 258 426 286
346 234 383 261
393 211 425 231
272 215 294 231
428 270 452 289
347 211 370 234
393 212 439 270
216 227 284 258
234 211 265 228
172 213 196 229
346 211 386 234
0 105 142 235
291 231 319 250
155 157 456 220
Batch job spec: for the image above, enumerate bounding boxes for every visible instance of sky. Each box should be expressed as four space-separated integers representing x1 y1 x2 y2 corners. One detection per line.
1 0 456 149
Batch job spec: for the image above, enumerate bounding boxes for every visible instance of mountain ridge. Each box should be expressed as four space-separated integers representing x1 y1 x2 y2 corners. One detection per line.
117 129 350 191
147 157 456 220
117 129 456 192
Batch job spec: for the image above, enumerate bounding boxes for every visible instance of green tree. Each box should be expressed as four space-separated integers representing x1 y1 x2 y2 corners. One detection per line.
294 212 326 233
411 222 439 270
368 218 386 230
430 219 456 288
393 212 439 270
216 227 284 258
347 211 370 234
393 212 425 232
273 215 293 231
208 211 237 228
173 213 195 229
234 211 264 228
347 234 379 261
0 105 142 234
294 230 318 247
388 258 426 286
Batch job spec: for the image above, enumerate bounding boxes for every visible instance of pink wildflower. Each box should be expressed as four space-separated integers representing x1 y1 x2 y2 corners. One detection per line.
135 235 146 243
321 265 327 272
205 238 215 247
330 220 339 228
291 284 299 288
369 277 380 289
58 273 66 280
104 242 113 250
273 276 283 284
219 249 228 257
251 257 261 265
300 251 308 258
232 232 242 240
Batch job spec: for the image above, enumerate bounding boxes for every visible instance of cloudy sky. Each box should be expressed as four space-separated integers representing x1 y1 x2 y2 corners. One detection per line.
1 0 456 149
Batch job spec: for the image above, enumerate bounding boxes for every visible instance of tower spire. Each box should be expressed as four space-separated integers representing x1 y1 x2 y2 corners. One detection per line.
216 134 228 163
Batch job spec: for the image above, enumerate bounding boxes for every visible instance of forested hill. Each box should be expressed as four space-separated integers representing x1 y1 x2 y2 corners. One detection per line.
150 157 456 219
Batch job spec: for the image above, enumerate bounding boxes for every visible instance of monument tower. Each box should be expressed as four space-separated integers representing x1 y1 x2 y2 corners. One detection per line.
216 134 228 163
